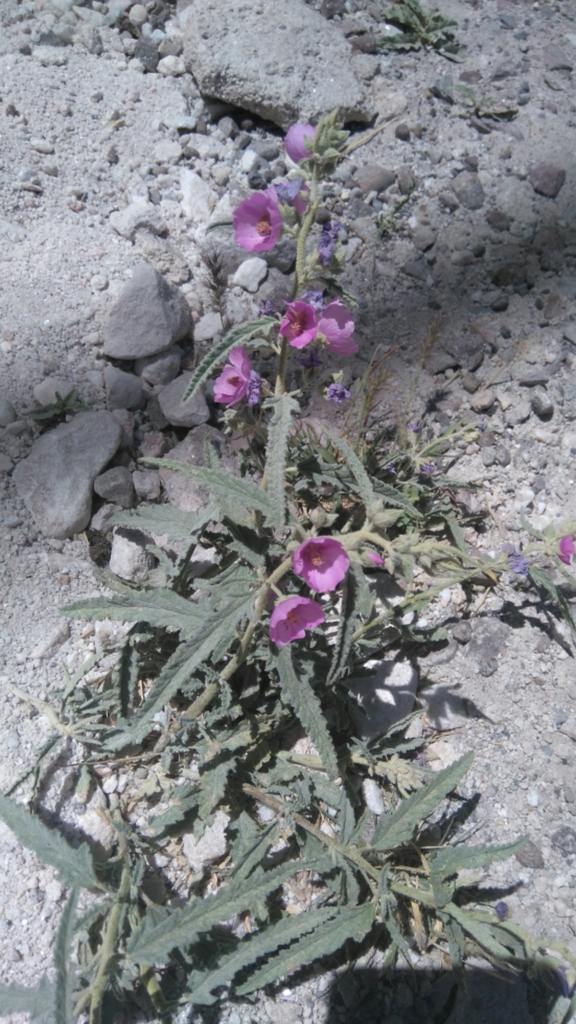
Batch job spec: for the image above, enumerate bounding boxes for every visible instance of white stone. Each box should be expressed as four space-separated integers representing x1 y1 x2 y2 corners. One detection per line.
128 3 147 25
182 810 230 873
33 377 71 406
232 257 268 293
109 528 154 581
158 55 186 76
109 201 167 241
180 168 217 224
362 778 385 815
193 310 223 342
30 621 70 660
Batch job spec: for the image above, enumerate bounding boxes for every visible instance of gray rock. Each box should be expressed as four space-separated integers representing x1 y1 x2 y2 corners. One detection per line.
552 826 576 857
348 659 418 739
232 257 268 292
470 389 494 412
505 400 531 426
543 44 574 72
0 398 17 427
104 263 191 360
109 527 154 581
486 209 512 232
157 373 210 428
110 408 135 448
182 810 230 873
109 201 168 241
13 411 122 538
355 164 395 194
0 454 13 473
33 377 72 406
104 365 143 410
515 839 545 868
135 345 182 386
412 225 437 252
183 0 371 130
76 24 104 54
529 161 566 198
93 466 135 508
419 683 468 731
158 54 186 76
396 165 416 195
452 172 485 210
531 387 554 418
91 503 121 533
133 469 161 501
159 424 230 511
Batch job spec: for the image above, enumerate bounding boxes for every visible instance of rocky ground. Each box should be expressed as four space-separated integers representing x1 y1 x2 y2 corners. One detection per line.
1 0 576 1020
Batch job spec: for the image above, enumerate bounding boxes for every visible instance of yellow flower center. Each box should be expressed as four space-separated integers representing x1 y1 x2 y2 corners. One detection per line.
256 214 272 237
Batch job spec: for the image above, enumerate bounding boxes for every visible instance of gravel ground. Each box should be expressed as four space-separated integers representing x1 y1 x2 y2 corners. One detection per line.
1 0 576 1020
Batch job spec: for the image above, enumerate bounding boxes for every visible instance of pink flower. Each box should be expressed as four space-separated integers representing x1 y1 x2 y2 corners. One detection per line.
233 187 283 252
213 347 260 407
269 595 325 646
292 537 350 592
365 550 384 567
279 301 318 349
559 535 575 565
317 301 358 356
285 123 316 164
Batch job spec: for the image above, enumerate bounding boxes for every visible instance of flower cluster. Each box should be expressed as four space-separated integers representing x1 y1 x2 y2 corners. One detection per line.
213 347 261 408
270 537 350 646
279 299 357 355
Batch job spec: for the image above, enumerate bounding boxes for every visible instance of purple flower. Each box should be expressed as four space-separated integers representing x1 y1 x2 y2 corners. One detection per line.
298 349 323 370
317 301 358 356
213 347 260 407
258 298 279 318
232 188 283 252
326 383 351 404
300 290 326 313
317 220 341 267
407 422 422 434
285 123 316 164
246 370 262 406
503 543 530 577
494 901 509 921
420 463 435 475
365 550 384 567
292 537 350 593
274 178 308 214
559 535 575 566
550 965 576 999
269 595 324 646
279 301 318 350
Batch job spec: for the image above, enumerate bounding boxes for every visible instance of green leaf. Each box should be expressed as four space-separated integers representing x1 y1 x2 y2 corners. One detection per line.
104 591 254 749
324 429 376 507
229 813 279 881
54 887 79 1024
446 514 468 556
371 751 474 851
111 503 217 544
127 859 322 965
429 837 527 882
144 459 278 525
235 903 375 996
0 977 54 1023
186 908 340 1004
446 903 520 961
0 793 98 891
181 318 277 403
328 565 368 684
264 394 300 529
373 480 422 518
273 648 339 780
62 589 204 638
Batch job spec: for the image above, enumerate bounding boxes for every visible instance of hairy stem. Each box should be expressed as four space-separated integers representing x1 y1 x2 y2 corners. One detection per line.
88 842 131 1024
294 170 319 297
140 966 171 1023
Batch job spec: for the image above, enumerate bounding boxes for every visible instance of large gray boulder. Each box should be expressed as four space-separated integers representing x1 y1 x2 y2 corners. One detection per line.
183 0 372 130
13 411 122 539
104 263 191 360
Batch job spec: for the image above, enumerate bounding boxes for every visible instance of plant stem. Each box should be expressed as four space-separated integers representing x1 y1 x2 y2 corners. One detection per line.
140 966 171 1023
89 842 131 1024
294 168 319 297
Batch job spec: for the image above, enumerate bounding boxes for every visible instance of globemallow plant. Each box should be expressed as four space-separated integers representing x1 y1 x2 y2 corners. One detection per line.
1 111 576 1024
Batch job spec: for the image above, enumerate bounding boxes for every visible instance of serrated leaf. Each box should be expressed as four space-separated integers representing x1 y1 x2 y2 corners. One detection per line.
104 591 254 749
111 503 217 544
328 565 366 685
429 837 527 882
273 648 339 781
110 639 139 720
373 480 422 518
324 429 375 507
446 514 468 556
127 859 322 965
441 912 466 974
235 903 375 996
0 977 54 1023
188 909 340 1005
54 886 79 1024
229 813 278 881
144 459 277 525
62 589 205 638
182 318 277 403
446 903 519 961
263 394 300 529
371 751 474 851
0 793 98 891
